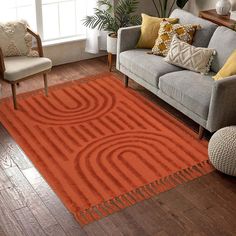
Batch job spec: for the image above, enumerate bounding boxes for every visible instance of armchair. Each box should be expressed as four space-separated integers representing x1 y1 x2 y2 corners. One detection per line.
0 27 52 110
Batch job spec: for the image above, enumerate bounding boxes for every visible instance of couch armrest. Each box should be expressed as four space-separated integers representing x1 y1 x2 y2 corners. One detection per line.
116 25 141 70
0 47 5 79
207 75 236 132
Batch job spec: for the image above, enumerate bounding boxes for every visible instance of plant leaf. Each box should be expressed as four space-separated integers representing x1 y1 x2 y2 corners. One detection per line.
176 0 189 8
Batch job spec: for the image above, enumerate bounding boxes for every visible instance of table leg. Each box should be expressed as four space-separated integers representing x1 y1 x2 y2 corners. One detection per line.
108 53 113 72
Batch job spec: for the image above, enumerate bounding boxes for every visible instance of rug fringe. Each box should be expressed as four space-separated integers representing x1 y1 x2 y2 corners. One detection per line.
75 160 214 225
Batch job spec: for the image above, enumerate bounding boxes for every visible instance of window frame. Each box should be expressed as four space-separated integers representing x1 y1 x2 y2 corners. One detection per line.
0 0 86 42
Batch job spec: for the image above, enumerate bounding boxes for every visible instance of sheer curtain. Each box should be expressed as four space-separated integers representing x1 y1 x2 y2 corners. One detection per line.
85 0 107 54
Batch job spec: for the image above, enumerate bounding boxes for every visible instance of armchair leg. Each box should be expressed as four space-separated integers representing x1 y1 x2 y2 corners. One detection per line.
43 73 48 97
11 83 18 110
124 75 129 88
198 125 205 140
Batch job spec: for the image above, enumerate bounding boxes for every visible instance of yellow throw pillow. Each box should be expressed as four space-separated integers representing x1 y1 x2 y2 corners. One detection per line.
136 14 179 49
152 20 200 57
213 50 236 80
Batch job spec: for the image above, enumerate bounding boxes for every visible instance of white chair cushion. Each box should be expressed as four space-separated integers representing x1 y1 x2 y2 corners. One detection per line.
0 21 38 57
4 56 52 81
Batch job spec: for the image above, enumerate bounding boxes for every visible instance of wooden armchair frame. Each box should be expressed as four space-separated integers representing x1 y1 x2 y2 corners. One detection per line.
0 27 51 110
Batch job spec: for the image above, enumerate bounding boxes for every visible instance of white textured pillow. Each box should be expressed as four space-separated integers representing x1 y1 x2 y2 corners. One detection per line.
164 35 216 74
0 21 38 57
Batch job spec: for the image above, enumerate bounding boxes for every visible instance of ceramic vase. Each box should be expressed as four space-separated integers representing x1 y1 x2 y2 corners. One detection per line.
216 0 232 15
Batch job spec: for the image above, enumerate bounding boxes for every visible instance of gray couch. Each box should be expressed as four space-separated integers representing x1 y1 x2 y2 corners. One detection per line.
116 9 236 138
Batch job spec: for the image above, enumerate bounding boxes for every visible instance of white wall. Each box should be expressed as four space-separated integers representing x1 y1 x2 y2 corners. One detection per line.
43 40 106 66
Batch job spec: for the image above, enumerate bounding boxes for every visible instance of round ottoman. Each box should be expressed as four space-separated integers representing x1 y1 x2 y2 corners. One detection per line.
208 126 236 176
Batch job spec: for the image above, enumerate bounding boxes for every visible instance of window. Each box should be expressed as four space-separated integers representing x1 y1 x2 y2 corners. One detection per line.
0 0 37 29
0 0 86 41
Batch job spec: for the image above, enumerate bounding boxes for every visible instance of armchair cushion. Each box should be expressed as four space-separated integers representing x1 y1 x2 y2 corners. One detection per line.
0 21 38 57
4 56 52 81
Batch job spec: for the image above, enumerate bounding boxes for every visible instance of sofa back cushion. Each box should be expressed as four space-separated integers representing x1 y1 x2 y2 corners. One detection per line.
208 26 236 73
170 9 217 48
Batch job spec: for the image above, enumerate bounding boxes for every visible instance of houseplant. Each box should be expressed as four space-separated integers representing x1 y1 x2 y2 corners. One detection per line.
151 0 190 18
83 0 141 54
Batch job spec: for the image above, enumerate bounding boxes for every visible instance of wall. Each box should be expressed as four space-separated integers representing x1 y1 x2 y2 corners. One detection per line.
48 0 157 66
134 0 236 16
46 0 236 66
135 0 158 15
43 40 106 66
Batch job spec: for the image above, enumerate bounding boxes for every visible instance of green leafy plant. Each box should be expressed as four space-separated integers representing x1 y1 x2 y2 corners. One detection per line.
151 0 189 18
83 0 141 37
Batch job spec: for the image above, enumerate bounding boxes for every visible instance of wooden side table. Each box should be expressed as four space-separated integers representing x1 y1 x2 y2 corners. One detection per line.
199 9 236 30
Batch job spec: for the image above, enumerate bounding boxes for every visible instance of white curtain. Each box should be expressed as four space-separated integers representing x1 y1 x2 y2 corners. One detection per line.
85 0 107 54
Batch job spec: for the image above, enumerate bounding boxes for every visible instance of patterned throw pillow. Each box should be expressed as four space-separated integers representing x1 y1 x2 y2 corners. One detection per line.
136 14 179 49
165 36 216 74
152 20 200 57
0 21 38 57
213 50 236 80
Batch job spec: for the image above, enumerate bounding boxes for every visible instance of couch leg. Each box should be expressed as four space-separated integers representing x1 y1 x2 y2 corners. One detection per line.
198 125 205 139
124 75 129 88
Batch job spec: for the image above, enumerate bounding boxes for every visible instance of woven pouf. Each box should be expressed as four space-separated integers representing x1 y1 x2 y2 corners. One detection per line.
208 126 236 176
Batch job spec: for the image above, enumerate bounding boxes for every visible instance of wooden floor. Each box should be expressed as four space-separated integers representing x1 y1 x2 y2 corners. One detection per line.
0 57 236 236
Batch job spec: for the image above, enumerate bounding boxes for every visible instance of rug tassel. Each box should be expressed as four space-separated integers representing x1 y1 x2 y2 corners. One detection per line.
115 197 126 208
74 160 214 226
121 195 133 206
97 205 110 216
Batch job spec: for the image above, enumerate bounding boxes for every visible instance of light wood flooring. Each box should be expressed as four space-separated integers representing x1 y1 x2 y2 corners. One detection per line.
0 57 236 236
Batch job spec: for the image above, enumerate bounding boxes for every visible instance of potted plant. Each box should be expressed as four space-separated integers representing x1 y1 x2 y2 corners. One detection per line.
151 0 190 18
83 0 141 55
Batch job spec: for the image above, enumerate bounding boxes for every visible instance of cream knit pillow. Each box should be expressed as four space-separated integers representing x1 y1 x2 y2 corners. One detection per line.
0 21 38 57
165 36 216 74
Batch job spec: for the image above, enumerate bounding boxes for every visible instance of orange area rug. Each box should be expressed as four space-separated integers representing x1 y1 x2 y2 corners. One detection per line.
0 74 214 225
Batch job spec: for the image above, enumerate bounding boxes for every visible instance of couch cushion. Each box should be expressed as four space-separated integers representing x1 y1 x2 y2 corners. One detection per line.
159 70 214 119
119 49 182 87
208 26 236 73
4 56 52 81
170 9 217 48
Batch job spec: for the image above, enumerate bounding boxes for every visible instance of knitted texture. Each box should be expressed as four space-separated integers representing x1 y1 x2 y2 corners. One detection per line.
208 126 236 176
165 35 216 75
0 21 38 57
